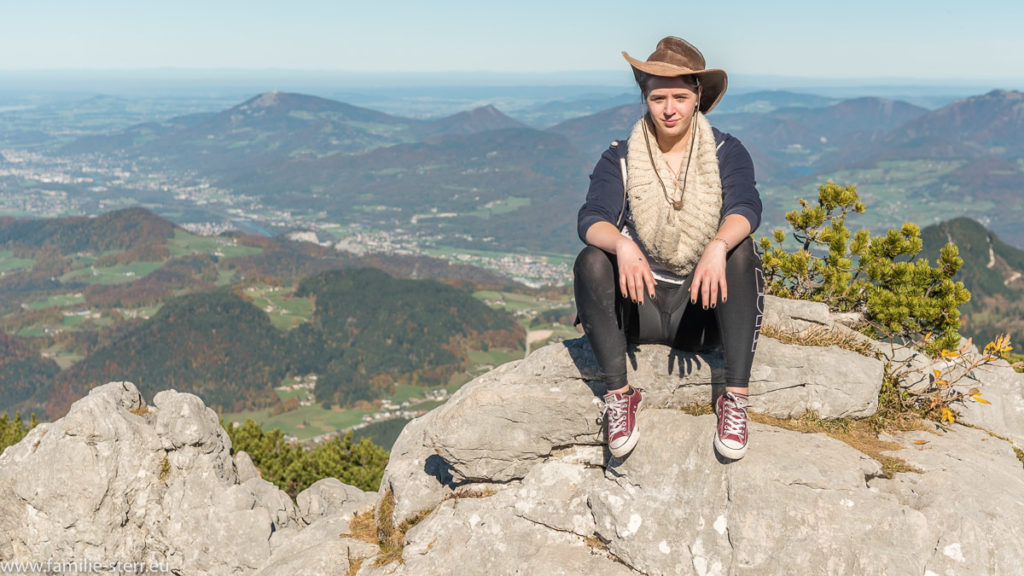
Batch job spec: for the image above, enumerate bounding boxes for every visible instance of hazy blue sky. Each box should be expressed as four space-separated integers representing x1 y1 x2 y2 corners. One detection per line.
2 0 1022 81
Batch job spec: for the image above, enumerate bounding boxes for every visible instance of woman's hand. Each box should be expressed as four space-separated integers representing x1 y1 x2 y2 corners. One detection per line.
615 236 657 305
690 238 729 309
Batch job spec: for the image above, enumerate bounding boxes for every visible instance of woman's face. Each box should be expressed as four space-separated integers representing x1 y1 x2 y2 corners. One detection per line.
644 76 700 142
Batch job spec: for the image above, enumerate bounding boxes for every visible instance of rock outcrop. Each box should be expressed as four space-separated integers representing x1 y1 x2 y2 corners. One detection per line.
0 382 378 576
1 296 1022 575
369 296 1024 575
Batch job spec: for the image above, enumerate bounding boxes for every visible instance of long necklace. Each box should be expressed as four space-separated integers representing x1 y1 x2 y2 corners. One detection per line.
641 114 698 211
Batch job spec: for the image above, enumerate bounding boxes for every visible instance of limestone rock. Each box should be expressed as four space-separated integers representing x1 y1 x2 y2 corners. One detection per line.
0 382 353 576
870 425 1024 575
389 402 1024 575
762 294 832 331
245 477 300 531
260 515 378 576
297 477 375 525
588 410 933 575
235 450 261 483
950 363 1024 447
375 407 455 528
427 334 882 483
362 488 638 576
425 351 604 483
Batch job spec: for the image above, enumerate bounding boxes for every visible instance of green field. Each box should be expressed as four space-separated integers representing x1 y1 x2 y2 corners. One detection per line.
15 326 47 338
241 284 314 330
274 378 314 402
117 304 163 320
464 196 532 219
168 229 263 259
473 290 545 312
52 351 84 369
0 250 35 274
24 293 85 310
221 404 373 441
390 384 447 404
59 261 165 286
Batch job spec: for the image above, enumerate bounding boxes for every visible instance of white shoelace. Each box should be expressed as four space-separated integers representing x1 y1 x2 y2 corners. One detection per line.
603 396 629 435
720 395 749 437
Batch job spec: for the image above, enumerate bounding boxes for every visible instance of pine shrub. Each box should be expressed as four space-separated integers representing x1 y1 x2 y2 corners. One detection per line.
759 181 971 353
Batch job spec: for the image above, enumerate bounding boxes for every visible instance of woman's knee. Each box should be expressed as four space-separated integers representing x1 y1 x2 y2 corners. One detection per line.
574 245 615 283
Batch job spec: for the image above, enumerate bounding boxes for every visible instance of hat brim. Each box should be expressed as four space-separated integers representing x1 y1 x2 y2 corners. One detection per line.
622 51 728 114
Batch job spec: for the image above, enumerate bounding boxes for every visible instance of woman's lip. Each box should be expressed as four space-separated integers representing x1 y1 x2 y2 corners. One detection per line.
662 118 679 127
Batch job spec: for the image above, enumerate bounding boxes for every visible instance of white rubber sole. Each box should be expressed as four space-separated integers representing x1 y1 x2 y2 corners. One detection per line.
609 424 640 458
714 434 748 460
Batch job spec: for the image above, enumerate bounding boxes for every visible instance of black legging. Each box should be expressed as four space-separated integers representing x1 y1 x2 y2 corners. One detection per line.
574 236 764 391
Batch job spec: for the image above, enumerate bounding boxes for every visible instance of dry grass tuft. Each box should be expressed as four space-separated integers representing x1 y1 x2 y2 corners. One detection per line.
158 455 170 482
353 489 435 567
750 410 924 477
344 558 362 576
131 403 150 417
449 486 497 500
584 534 608 552
761 323 875 357
679 402 714 416
348 509 378 545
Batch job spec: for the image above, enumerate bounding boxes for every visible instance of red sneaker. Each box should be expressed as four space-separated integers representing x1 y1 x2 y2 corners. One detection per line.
715 391 750 460
603 387 642 457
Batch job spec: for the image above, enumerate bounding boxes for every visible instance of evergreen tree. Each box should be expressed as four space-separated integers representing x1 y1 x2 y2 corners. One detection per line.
224 418 389 496
0 412 38 454
759 181 971 352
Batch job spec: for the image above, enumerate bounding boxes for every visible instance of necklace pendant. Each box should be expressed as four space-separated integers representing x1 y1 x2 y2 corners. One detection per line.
672 200 684 210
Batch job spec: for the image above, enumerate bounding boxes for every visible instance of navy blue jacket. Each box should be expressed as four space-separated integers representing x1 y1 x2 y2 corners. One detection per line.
576 127 762 244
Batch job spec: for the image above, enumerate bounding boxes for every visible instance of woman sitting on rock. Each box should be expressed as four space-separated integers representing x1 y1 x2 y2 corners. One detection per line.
575 36 764 460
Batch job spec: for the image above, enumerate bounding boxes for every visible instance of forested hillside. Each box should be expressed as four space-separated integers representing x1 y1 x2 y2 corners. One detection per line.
41 269 522 418
52 289 287 415
0 209 526 419
289 268 523 407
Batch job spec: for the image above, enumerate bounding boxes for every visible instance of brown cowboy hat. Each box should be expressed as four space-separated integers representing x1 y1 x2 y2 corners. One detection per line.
622 36 728 113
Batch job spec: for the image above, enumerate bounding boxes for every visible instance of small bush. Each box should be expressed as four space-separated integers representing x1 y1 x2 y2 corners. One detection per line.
759 181 970 354
886 333 1022 424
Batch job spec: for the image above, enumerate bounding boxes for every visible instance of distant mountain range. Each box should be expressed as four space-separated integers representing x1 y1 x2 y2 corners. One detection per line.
58 89 1024 251
62 92 528 164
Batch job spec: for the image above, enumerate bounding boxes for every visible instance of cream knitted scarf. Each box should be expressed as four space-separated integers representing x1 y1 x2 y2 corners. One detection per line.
626 112 722 276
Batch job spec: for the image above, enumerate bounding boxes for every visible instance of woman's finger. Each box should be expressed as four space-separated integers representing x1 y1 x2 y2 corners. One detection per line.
643 267 658 299
634 269 648 304
689 268 703 303
702 275 713 309
627 271 641 303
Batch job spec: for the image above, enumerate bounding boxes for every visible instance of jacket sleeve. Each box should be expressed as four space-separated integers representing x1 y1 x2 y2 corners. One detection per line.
717 135 762 233
577 143 626 244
